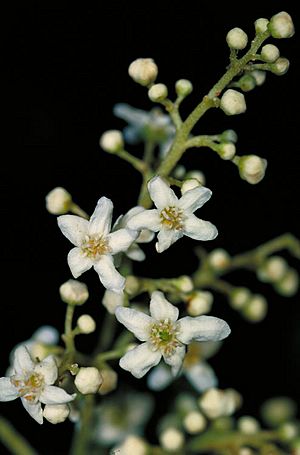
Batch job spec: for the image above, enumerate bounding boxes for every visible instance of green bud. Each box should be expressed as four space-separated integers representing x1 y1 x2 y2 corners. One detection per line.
239 74 256 92
175 79 193 97
220 129 238 143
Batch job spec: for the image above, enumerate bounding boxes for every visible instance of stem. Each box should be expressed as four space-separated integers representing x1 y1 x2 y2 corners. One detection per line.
116 149 147 173
93 312 117 354
0 416 38 455
161 99 182 128
64 305 75 352
95 346 129 364
70 203 89 219
70 395 95 455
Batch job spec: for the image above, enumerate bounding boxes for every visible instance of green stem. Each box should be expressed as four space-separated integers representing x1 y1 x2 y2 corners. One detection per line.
161 99 182 128
70 203 89 219
64 305 75 352
116 149 147 173
70 395 95 455
0 416 38 455
95 346 128 364
93 312 117 355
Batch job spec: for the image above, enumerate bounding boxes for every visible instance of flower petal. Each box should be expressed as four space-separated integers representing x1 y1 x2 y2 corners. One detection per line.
122 206 145 225
147 364 173 391
107 229 137 255
149 291 179 322
163 344 186 376
119 343 161 378
183 215 218 241
0 378 19 401
148 176 178 210
137 229 155 244
34 356 58 385
94 255 125 293
21 399 43 424
57 215 89 246
200 341 222 359
88 197 113 236
177 315 231 344
126 244 145 261
156 228 183 253
127 209 161 232
67 247 93 278
13 346 34 376
115 307 152 341
185 361 218 392
179 186 212 213
39 386 76 405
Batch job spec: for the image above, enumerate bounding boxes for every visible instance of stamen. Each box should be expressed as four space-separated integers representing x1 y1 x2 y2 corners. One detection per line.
81 235 110 259
149 319 181 357
160 206 184 230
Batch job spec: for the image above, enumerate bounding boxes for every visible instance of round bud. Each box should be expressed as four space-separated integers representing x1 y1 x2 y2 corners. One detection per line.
116 435 147 455
254 18 269 34
219 143 236 160
269 12 295 39
187 291 213 316
199 388 227 419
173 165 186 179
257 256 288 283
275 269 299 296
148 83 168 102
175 79 193 97
159 427 184 451
99 130 124 153
181 178 201 194
102 290 124 314
59 279 89 306
279 422 298 441
186 170 206 185
271 57 290 76
238 155 267 184
220 129 238 143
251 70 266 86
229 287 251 310
77 314 96 334
176 275 194 293
261 44 280 63
239 74 256 92
128 58 158 86
243 295 267 322
238 416 260 434
43 404 70 424
183 411 206 434
98 367 118 395
74 367 103 394
208 249 231 271
220 89 246 116
46 187 72 215
125 275 140 296
261 397 297 427
226 28 248 50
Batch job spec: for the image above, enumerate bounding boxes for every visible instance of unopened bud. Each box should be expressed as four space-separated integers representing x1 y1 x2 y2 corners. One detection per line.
74 367 103 394
261 44 280 62
199 388 227 419
238 416 260 434
257 256 288 283
183 411 206 434
100 130 124 153
125 275 140 295
261 397 297 427
187 291 213 316
116 435 147 455
186 170 206 185
46 187 72 215
239 74 256 92
159 427 184 451
59 279 89 306
251 70 266 86
102 290 124 314
176 276 194 293
98 367 118 395
148 83 168 102
77 314 96 334
219 143 236 160
275 269 299 296
254 18 269 34
279 422 299 441
128 58 158 86
181 179 201 194
238 155 267 184
208 249 231 271
271 57 290 75
220 89 246 116
220 129 238 143
175 79 193 97
243 295 267 322
230 287 251 310
269 12 295 39
226 28 248 50
43 404 70 424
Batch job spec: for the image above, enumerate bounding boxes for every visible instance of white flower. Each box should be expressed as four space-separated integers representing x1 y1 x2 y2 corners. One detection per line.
115 291 230 378
0 346 76 424
127 176 217 253
57 197 138 293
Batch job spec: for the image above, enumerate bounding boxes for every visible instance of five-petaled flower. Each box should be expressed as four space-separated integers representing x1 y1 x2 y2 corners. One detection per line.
127 176 218 253
115 291 230 378
0 346 76 424
58 197 138 293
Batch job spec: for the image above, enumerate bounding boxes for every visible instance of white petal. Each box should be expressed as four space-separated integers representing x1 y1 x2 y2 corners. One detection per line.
183 215 218 241
147 364 173 391
34 356 58 385
127 209 161 232
200 341 222 360
57 215 89 246
13 346 34 376
179 186 212 213
136 229 155 244
185 361 218 392
107 229 137 255
94 255 125 293
122 206 145 225
67 247 93 278
150 291 179 322
0 378 19 401
177 316 231 344
148 176 178 210
39 385 76 405
119 342 161 378
163 344 186 376
156 228 183 253
21 399 43 424
126 244 145 261
88 197 113 236
115 307 152 341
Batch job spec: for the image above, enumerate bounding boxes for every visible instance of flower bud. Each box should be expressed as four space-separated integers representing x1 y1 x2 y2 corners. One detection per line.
238 416 260 434
257 256 288 283
212 416 235 431
77 314 96 334
128 58 158 86
148 83 168 102
187 291 213 316
173 165 186 179
59 279 89 306
208 249 231 271
159 427 184 451
183 411 206 434
220 89 246 116
219 143 236 160
220 129 238 143
261 397 297 427
125 275 140 296
43 404 70 424
243 295 267 322
250 70 266 86
270 57 290 76
102 290 124 314
46 187 72 215
239 74 256 92
186 170 206 185
99 130 124 153
238 155 267 184
254 18 269 34
261 44 280 62
175 79 193 97
74 367 103 394
279 422 299 441
181 179 201 194
199 388 226 419
116 435 147 455
229 287 251 310
175 275 194 293
226 28 248 50
269 12 295 39
98 367 118 395
275 269 299 296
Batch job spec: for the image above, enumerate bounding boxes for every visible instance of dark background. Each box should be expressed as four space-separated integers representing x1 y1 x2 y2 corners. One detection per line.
1 1 299 453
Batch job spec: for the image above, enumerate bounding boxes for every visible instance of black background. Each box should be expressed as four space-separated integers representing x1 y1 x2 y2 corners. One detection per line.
1 1 299 454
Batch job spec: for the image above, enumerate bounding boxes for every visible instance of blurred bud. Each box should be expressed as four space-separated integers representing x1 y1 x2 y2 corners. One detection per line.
173 165 186 179
239 448 255 455
251 70 266 86
187 291 213 316
261 44 280 62
199 388 241 419
219 143 236 160
99 130 124 153
220 129 238 143
270 57 290 75
254 18 269 34
208 249 231 271
102 290 124 314
212 416 235 431
238 416 260 434
148 83 168 102
59 279 89 306
46 187 72 215
116 435 147 455
43 404 70 424
175 79 193 97
181 178 201 194
159 427 184 452
98 366 118 395
75 367 103 394
239 74 256 92
237 155 267 184
125 275 140 295
261 397 297 427
275 269 299 296
183 411 206 434
220 89 246 115
186 170 206 185
226 28 248 50
268 12 295 39
257 256 288 283
229 287 251 310
279 422 299 441
175 276 194 293
77 314 96 334
243 294 267 322
128 58 158 86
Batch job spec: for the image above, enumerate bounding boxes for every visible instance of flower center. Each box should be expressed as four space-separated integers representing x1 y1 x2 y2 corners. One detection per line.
81 235 110 259
160 206 184 230
149 319 180 357
11 372 44 402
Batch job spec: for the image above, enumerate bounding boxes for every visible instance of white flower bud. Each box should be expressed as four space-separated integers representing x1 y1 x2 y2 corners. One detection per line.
224 389 243 415
254 18 269 34
257 256 288 283
199 388 227 419
279 422 298 441
59 279 89 306
208 249 231 271
220 89 246 116
99 130 124 153
43 404 70 424
102 290 124 314
175 276 194 293
116 435 147 455
219 143 236 160
159 427 184 451
98 367 118 395
238 416 260 434
261 44 280 62
186 170 206 185
74 367 103 394
251 70 266 86
239 447 255 455
173 165 186 179
77 314 96 334
125 275 140 295
261 397 297 427
271 57 290 76
128 58 158 86
226 28 248 50
275 269 299 296
46 187 72 215
243 295 267 322
181 179 201 194
187 291 213 316
175 79 193 97
220 129 238 143
269 12 295 39
230 288 251 310
148 83 168 102
183 411 206 434
238 155 267 184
